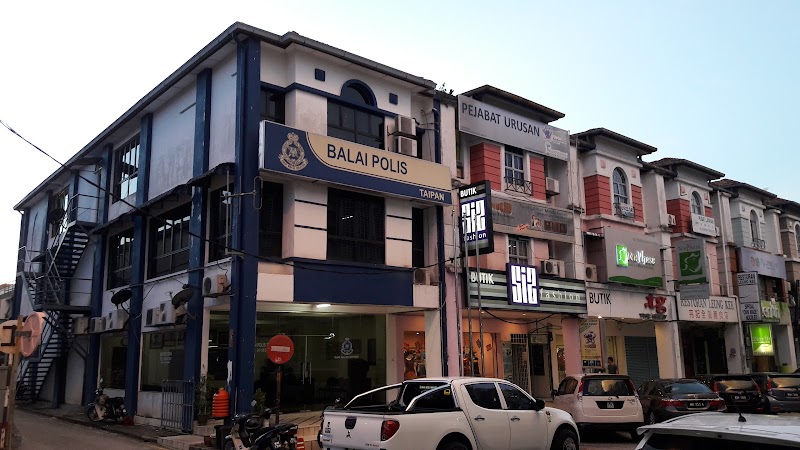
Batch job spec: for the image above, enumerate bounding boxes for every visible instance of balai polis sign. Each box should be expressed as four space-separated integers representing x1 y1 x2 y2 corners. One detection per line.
260 122 452 205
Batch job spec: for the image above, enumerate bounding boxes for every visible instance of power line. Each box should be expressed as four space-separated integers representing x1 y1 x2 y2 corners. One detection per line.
1 119 454 278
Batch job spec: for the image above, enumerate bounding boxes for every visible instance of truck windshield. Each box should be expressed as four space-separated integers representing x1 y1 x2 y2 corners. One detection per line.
400 382 448 406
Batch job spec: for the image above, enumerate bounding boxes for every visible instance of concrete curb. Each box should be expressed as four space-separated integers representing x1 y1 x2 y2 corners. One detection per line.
20 407 160 443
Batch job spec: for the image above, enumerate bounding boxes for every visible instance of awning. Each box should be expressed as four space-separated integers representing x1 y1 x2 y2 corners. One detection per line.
188 162 235 188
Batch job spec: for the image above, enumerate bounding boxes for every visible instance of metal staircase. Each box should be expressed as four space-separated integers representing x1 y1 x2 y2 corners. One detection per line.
16 193 96 402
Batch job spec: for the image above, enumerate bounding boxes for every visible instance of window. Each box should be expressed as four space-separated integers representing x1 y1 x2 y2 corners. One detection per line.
508 236 529 265
691 192 703 215
327 188 385 264
409 386 456 410
464 382 502 410
795 224 800 253
99 333 127 389
750 210 760 240
208 185 233 262
412 208 425 268
259 182 284 258
557 377 578 395
149 204 191 278
613 168 628 205
140 329 185 391
260 88 285 124
49 188 70 237
114 135 140 200
582 378 634 396
108 229 134 288
327 82 384 149
504 148 525 186
499 383 535 410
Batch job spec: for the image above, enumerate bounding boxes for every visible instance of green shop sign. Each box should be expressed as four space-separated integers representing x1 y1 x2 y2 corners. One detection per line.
750 324 774 356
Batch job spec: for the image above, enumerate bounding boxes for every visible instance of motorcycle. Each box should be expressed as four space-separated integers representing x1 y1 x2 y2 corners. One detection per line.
86 387 127 423
225 407 298 450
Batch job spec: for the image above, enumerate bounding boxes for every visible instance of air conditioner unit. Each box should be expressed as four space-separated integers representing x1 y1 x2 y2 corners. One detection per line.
203 274 229 297
89 317 106 334
667 214 676 227
72 317 89 335
541 259 565 276
105 310 128 331
545 177 560 196
413 268 430 285
395 136 417 157
144 307 161 327
395 115 415 138
585 264 598 282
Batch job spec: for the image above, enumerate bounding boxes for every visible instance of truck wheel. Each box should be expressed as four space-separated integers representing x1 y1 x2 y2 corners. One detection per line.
439 440 469 450
550 428 578 450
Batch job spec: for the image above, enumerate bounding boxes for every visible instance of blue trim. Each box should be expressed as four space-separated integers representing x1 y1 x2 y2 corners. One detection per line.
294 260 413 306
386 237 413 243
68 171 80 222
12 208 29 319
387 214 412 221
294 224 326 232
184 68 212 384
389 93 398 105
229 37 260 415
137 114 153 205
124 214 146 416
341 79 377 106
40 190 51 258
433 96 448 376
272 82 398 118
295 199 327 207
285 256 414 272
314 68 325 81
99 145 113 223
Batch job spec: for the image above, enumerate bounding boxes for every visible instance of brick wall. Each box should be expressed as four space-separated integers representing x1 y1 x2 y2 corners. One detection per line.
705 206 713 218
469 142 502 190
530 156 546 201
584 175 612 216
667 198 692 234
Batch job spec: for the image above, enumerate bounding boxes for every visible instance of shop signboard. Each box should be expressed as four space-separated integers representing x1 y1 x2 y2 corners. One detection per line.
736 272 760 304
506 263 540 306
491 198 573 241
691 213 716 236
603 227 664 288
740 302 762 322
580 318 603 370
260 121 452 205
586 287 675 321
675 238 708 286
459 181 494 255
749 324 774 356
457 95 569 161
677 296 737 323
467 267 586 314
739 247 787 279
760 300 782 323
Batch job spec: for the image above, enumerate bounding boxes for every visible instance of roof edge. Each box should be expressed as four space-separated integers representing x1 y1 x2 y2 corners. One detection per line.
573 128 657 155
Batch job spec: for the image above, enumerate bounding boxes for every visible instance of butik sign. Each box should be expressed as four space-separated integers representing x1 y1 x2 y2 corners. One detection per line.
460 181 494 255
586 288 675 321
603 227 664 288
467 268 587 314
457 95 569 161
506 263 540 306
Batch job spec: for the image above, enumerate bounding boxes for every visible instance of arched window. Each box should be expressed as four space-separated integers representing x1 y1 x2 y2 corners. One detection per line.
328 80 384 149
691 192 703 215
750 210 760 241
795 224 800 253
612 168 628 205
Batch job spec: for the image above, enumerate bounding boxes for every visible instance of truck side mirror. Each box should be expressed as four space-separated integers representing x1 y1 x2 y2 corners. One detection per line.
534 398 545 410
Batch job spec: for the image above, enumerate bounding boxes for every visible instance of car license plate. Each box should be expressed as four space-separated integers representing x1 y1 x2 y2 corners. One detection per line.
788 392 799 398
733 395 746 401
688 401 705 408
607 402 614 408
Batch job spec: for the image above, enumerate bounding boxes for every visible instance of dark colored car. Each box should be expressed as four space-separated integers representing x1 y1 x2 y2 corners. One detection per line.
750 372 800 413
637 378 725 424
695 374 765 413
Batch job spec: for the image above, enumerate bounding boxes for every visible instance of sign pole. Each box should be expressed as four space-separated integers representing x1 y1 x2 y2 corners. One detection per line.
275 365 281 425
475 230 485 377
462 215 474 376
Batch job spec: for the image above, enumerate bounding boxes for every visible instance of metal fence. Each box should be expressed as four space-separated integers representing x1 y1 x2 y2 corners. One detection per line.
161 379 194 433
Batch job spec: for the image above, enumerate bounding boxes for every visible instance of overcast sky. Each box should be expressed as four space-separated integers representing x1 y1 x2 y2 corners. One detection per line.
1 0 798 282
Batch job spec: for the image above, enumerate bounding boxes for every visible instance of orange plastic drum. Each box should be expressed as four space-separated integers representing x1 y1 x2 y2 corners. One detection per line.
212 387 230 418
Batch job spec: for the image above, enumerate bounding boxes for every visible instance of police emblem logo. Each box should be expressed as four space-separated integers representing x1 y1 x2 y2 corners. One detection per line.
279 132 308 171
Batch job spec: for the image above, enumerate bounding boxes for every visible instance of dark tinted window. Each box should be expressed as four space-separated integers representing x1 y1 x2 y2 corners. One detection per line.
149 204 191 278
583 378 634 396
715 378 758 391
400 382 447 406
258 182 284 258
327 188 385 264
465 383 502 410
499 383 535 410
558 378 577 395
410 387 455 410
642 433 789 450
665 381 712 395
771 376 800 388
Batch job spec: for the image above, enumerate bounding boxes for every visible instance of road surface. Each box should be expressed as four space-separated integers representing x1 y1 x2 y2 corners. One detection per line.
15 410 166 449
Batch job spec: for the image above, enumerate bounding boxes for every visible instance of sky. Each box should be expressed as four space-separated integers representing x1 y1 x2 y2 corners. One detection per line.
1 0 798 281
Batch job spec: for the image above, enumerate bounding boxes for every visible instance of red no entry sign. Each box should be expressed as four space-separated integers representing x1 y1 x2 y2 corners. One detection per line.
267 334 294 364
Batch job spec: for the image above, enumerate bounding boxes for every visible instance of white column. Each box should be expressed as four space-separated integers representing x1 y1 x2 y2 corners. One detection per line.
776 325 798 371
724 322 745 374
655 322 683 378
201 305 211 376
386 315 399 385
424 310 443 377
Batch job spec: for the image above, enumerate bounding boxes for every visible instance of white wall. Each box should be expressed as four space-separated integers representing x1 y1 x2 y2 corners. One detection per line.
209 53 238 169
385 198 412 267
149 85 196 200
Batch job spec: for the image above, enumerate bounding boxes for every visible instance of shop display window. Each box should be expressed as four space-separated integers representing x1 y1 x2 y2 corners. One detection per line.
403 332 426 380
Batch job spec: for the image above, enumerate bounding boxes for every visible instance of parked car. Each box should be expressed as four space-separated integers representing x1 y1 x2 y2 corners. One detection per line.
695 374 765 413
634 411 800 449
552 373 643 440
319 377 579 450
749 372 800 413
637 378 725 424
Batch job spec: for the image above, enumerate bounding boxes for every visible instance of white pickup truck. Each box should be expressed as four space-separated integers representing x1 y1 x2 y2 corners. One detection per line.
318 377 579 450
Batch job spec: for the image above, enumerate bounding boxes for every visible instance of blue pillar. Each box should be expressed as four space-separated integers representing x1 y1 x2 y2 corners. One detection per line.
125 114 153 416
229 36 261 415
12 208 29 319
83 145 112 405
184 68 212 385
433 97 448 376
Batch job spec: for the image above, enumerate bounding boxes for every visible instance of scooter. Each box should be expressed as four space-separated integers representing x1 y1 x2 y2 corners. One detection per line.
225 407 298 450
86 387 127 423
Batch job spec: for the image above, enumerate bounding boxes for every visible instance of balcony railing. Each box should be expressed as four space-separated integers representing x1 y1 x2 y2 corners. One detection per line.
504 176 532 195
614 202 635 219
751 238 766 250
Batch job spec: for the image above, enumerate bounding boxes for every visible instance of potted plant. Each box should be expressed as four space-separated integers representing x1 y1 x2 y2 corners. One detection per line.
195 375 210 426
252 388 267 413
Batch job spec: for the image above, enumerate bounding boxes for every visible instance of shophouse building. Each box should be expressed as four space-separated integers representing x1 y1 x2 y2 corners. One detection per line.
451 86 586 398
646 159 745 376
12 22 455 420
574 129 679 388
709 180 797 373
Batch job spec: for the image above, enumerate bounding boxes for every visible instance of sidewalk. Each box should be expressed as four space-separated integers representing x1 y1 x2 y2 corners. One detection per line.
18 401 181 444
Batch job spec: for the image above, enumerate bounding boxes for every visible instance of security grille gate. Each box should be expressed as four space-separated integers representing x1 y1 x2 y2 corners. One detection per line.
624 336 659 389
509 334 530 392
161 380 194 433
